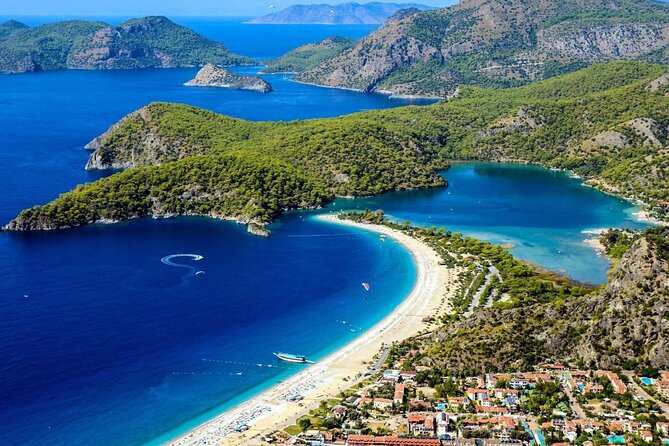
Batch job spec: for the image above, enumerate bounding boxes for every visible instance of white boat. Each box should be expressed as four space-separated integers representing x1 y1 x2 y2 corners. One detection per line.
273 352 314 364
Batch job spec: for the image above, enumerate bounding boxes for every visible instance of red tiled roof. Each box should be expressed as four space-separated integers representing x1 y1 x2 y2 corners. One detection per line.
346 435 441 446
408 413 427 423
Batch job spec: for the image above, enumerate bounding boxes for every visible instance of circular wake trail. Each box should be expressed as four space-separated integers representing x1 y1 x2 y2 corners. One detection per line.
161 254 204 286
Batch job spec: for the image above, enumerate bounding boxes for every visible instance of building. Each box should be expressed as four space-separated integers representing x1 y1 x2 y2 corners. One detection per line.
383 370 402 383
408 413 436 437
394 383 405 404
436 412 449 437
345 435 441 446
373 398 394 411
467 388 489 401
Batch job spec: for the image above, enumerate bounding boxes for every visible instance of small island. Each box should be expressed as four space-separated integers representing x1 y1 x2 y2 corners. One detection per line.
184 64 273 93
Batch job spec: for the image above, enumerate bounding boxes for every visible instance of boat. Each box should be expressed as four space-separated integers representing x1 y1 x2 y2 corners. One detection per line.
273 352 314 364
362 282 370 292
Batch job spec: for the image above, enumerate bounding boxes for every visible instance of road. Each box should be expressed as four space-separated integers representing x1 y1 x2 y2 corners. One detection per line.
563 384 586 419
623 371 669 417
465 264 501 315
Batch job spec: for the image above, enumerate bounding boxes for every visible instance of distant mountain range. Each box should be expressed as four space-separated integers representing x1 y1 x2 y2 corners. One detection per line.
296 0 669 97
0 16 252 74
247 2 435 25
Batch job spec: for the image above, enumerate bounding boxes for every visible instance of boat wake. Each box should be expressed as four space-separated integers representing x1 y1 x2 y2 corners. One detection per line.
161 254 204 286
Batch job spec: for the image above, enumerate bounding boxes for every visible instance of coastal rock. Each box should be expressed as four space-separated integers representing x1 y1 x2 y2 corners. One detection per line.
184 64 273 93
247 223 270 237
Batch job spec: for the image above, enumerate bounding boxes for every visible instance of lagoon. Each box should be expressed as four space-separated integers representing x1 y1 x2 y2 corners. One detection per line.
0 17 648 445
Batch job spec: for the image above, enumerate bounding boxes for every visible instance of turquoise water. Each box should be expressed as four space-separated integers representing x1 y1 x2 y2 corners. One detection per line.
335 163 646 284
609 435 626 444
641 377 655 385
0 16 649 446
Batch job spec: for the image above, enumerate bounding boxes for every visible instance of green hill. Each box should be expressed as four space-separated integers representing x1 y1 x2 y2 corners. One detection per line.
263 37 358 74
0 16 252 73
5 61 669 232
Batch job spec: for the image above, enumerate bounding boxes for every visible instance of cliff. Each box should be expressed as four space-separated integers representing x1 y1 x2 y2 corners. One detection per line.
297 0 669 97
247 2 434 25
184 64 273 92
0 16 252 74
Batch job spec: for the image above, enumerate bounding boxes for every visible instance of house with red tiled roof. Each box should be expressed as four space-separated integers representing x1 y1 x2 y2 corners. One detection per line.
492 388 519 399
345 435 441 446
394 383 405 404
447 396 469 410
406 412 435 437
657 421 669 434
640 430 653 442
401 370 418 381
583 383 604 394
595 370 627 395
373 398 394 411
466 388 489 401
476 405 507 415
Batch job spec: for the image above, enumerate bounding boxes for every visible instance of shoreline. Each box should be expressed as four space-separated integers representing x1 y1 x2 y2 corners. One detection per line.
165 213 460 446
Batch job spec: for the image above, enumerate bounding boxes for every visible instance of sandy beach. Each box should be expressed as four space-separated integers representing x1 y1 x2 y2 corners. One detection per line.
167 213 461 446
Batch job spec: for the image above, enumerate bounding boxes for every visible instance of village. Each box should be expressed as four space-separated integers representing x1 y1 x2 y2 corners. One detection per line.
259 344 669 446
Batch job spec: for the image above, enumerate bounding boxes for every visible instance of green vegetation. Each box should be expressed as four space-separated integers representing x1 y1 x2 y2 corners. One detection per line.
340 212 669 373
0 16 251 73
600 229 635 259
298 0 669 97
340 210 589 310
8 61 669 232
9 155 329 231
263 36 357 73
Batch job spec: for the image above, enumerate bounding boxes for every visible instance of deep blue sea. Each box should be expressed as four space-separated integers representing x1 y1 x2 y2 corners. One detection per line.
0 17 647 446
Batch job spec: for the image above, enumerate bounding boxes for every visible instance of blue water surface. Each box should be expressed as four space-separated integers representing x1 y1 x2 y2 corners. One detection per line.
0 15 378 61
334 163 645 283
0 16 649 446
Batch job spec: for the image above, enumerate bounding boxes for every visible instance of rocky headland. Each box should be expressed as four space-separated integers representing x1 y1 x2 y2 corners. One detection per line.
184 64 273 92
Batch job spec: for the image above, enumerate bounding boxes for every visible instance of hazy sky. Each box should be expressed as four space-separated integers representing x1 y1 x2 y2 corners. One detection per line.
0 0 457 17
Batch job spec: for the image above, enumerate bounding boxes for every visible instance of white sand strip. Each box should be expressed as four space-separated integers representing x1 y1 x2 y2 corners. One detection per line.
166 213 461 446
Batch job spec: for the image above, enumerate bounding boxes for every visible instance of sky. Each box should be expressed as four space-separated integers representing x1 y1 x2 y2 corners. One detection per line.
0 0 456 18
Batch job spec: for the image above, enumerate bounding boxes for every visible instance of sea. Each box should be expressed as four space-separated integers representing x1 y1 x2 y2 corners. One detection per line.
0 17 647 445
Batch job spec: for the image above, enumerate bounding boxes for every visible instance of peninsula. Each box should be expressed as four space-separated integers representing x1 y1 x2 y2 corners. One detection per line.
185 64 273 93
247 2 434 25
5 61 669 233
0 16 252 73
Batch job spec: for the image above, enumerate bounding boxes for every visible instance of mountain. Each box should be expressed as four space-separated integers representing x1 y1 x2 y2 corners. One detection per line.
263 36 358 73
4 61 669 233
0 16 253 74
296 0 669 97
247 2 435 25
423 226 669 370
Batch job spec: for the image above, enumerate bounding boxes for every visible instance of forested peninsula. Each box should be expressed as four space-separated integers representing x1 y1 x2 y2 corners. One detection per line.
5 61 669 233
0 16 252 73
